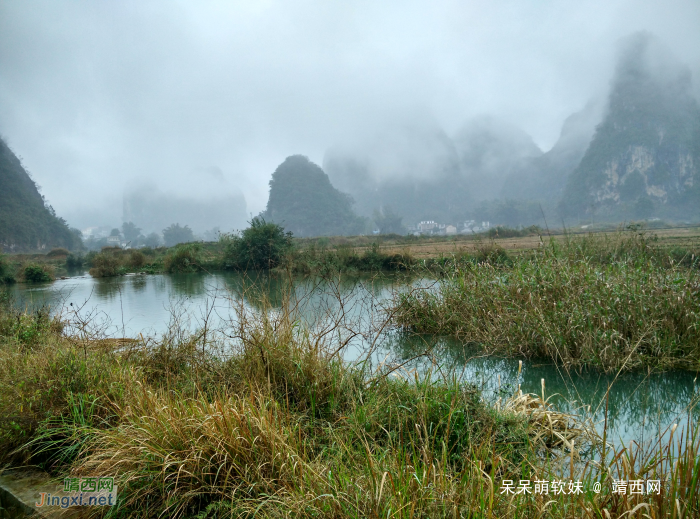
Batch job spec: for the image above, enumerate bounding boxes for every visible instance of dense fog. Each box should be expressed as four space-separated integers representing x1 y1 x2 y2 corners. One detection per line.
1 0 699 236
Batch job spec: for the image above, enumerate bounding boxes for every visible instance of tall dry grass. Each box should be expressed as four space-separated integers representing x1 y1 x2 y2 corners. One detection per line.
392 230 700 372
1 274 699 518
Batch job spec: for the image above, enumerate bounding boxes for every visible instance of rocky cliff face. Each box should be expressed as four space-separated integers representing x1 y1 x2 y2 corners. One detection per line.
560 32 700 220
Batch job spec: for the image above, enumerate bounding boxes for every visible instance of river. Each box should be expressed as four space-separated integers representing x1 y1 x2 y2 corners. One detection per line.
10 271 699 448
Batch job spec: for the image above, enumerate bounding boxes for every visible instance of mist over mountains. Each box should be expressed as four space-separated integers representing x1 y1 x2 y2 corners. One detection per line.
561 32 700 221
122 166 248 237
501 100 604 205
121 29 695 240
2 27 699 246
316 32 699 234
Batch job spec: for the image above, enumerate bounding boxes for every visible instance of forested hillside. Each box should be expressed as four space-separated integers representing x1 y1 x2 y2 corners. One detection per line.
0 136 81 251
560 32 700 221
262 155 364 237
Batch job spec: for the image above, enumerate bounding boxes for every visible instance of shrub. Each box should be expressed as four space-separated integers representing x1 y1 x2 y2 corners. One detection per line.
88 253 121 278
23 264 54 283
358 242 412 270
164 243 201 273
127 250 146 269
486 225 542 238
0 254 15 284
222 217 292 270
0 305 56 347
474 243 512 265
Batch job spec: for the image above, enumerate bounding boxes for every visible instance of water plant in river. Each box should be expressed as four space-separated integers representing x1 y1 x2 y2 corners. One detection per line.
87 251 123 278
392 231 700 372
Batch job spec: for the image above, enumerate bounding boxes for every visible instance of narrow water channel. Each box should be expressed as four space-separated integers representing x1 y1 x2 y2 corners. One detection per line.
11 271 699 448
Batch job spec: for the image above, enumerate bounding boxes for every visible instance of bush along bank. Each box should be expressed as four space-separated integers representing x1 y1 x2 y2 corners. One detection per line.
78 220 414 278
392 230 700 373
1 291 699 518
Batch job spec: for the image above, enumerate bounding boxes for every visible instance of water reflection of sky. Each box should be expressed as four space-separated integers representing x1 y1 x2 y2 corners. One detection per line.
379 333 700 447
12 272 700 447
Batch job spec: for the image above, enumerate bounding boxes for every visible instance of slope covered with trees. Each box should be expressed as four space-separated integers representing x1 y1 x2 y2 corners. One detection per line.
560 32 700 221
262 155 363 237
0 136 81 251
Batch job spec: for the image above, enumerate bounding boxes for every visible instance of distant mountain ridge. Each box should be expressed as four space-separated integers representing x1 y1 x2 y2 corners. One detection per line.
0 136 81 251
324 120 467 224
560 32 700 220
502 100 603 206
321 33 700 229
454 115 543 201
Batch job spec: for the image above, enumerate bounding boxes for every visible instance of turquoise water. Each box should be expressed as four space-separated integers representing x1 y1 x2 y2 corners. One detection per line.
11 271 700 447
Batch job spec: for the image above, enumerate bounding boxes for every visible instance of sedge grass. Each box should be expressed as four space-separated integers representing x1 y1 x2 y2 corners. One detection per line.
392 230 700 372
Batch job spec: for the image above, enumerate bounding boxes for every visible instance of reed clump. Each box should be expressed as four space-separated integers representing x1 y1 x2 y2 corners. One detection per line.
393 229 700 372
87 251 124 277
86 247 162 277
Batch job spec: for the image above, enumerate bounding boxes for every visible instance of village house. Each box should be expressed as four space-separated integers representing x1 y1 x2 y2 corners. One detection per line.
418 220 437 233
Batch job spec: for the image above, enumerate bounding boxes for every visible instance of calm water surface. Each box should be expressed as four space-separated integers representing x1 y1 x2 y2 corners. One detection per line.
11 271 700 447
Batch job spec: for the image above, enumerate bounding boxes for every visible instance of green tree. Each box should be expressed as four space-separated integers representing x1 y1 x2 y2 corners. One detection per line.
162 224 195 247
121 221 142 242
144 232 162 248
222 217 292 270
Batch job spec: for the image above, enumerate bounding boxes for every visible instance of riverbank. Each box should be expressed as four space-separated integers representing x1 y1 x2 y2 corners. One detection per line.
2 224 699 282
1 290 698 518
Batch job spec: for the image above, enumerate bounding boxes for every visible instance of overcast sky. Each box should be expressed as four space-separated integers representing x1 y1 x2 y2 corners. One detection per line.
1 0 699 229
